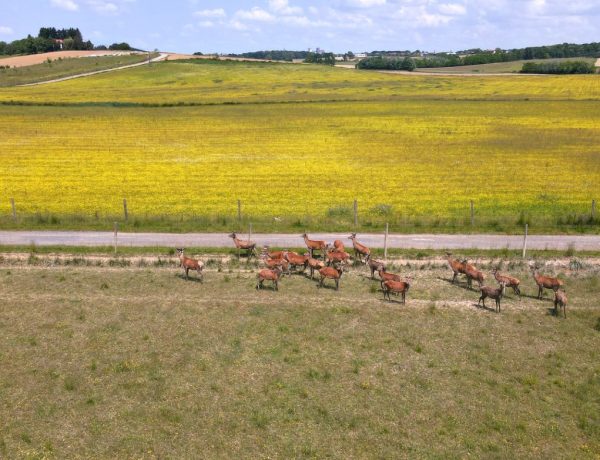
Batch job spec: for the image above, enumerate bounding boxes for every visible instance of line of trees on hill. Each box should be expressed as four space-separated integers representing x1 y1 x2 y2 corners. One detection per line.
0 27 134 56
356 56 416 71
521 60 597 74
225 50 309 61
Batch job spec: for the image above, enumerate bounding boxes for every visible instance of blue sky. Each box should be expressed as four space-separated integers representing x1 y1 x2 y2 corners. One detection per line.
1 0 599 54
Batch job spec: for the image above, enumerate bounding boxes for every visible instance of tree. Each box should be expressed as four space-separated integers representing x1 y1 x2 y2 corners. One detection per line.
401 57 416 71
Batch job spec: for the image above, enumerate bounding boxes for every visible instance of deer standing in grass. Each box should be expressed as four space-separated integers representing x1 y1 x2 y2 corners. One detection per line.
530 266 564 299
302 233 327 259
229 232 257 259
554 290 567 318
325 249 351 266
382 278 411 304
492 268 521 299
445 252 467 284
284 251 309 273
464 262 485 290
306 255 325 280
262 257 290 274
318 265 344 290
478 282 506 313
349 233 370 263
368 257 386 280
378 266 402 290
176 248 204 282
256 266 283 291
332 240 345 253
261 246 286 260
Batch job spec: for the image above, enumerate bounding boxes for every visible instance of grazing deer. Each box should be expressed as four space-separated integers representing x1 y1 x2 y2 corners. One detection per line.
256 266 283 291
332 240 345 253
349 233 370 263
261 246 286 260
306 255 325 280
302 233 327 259
530 266 564 299
325 250 351 266
368 257 386 279
284 251 309 272
377 266 402 290
263 257 290 274
176 248 204 282
478 282 506 313
445 252 467 284
493 268 521 299
382 278 411 304
229 232 257 259
554 289 567 318
464 262 485 290
318 265 344 290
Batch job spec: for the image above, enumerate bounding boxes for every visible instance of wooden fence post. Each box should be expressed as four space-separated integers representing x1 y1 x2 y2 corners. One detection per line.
123 198 128 222
470 200 474 226
237 199 242 222
522 224 528 259
384 222 389 261
353 199 358 227
113 222 118 255
10 198 16 219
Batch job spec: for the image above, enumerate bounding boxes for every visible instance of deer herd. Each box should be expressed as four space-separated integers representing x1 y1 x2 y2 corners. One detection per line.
176 233 569 318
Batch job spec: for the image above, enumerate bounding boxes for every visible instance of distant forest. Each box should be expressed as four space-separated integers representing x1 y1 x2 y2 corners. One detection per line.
224 50 309 61
0 27 134 56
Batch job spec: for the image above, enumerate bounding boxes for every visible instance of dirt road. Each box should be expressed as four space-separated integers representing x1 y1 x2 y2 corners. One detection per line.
0 231 598 250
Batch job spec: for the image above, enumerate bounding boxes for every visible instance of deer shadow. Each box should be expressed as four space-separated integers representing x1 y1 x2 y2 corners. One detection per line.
438 276 477 292
316 282 340 291
473 302 497 313
256 285 279 292
175 273 203 283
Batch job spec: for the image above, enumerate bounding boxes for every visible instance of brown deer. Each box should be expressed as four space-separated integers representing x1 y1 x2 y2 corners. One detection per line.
349 233 370 262
445 252 467 284
332 240 345 252
478 282 506 313
464 262 485 290
256 266 283 291
302 233 327 259
318 265 344 290
554 289 568 318
492 268 521 299
284 251 309 272
530 266 564 299
229 232 257 259
306 255 325 280
261 246 286 260
176 248 204 281
382 278 411 304
377 267 402 289
368 257 386 279
262 257 290 274
325 250 351 266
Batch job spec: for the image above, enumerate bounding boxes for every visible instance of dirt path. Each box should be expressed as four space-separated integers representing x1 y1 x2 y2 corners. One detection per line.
16 53 169 87
0 50 146 68
1 231 599 250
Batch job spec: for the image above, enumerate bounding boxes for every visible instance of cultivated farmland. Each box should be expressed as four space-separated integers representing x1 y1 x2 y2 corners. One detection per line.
0 60 599 233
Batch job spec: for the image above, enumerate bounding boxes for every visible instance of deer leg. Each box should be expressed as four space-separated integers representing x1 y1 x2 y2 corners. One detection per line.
451 272 457 284
198 269 203 283
402 292 406 304
335 279 339 291
185 267 189 280
274 280 278 291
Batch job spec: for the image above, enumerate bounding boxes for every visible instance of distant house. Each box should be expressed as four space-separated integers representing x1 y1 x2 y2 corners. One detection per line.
355 53 367 58
53 39 64 50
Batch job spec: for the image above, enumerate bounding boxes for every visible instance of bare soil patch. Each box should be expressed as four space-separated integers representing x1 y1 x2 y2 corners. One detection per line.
0 50 145 68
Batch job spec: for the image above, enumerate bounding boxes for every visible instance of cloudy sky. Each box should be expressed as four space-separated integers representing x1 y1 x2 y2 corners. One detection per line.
1 0 599 53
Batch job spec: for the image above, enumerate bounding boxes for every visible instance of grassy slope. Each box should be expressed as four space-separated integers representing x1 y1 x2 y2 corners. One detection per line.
0 53 156 87
415 57 598 74
0 262 598 458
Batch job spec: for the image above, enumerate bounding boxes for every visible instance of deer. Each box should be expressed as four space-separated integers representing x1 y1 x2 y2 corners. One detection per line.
302 233 327 259
349 233 370 263
445 252 467 284
530 266 564 299
318 264 344 290
554 289 568 318
261 246 286 260
464 262 485 290
306 254 325 280
284 251 309 272
256 266 283 291
478 282 506 313
229 232 257 259
377 266 402 290
325 249 351 266
382 278 411 304
331 240 345 253
368 257 386 280
176 248 204 282
492 268 521 299
262 257 290 274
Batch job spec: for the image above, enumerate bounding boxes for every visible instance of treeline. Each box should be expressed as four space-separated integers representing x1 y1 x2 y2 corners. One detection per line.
226 50 309 61
0 27 134 56
521 61 597 74
356 56 416 71
304 52 336 66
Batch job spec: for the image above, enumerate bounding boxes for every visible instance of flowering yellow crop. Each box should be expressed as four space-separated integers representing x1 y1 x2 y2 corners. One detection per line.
0 61 599 230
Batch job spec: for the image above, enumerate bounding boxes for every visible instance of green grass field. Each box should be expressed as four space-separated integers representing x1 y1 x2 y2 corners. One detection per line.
0 53 156 87
414 57 598 74
0 255 598 458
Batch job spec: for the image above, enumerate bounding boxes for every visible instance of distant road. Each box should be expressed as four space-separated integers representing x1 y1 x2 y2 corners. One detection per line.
0 231 599 251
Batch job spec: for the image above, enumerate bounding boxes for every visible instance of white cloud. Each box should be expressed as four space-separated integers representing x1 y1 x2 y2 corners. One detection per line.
269 0 302 15
50 0 79 11
0 26 13 35
235 7 275 22
87 0 118 13
439 3 467 15
198 20 215 28
347 0 386 7
194 8 226 18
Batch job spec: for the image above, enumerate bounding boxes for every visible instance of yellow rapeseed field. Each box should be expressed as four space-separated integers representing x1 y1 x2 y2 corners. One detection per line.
0 61 599 231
